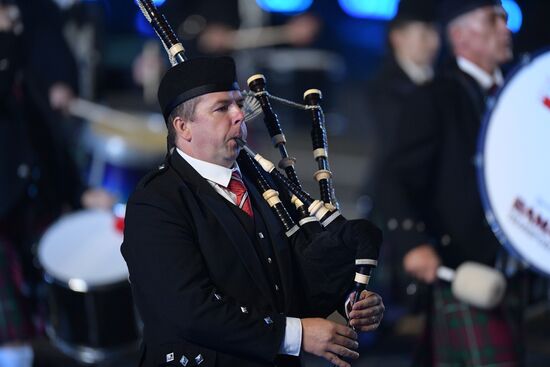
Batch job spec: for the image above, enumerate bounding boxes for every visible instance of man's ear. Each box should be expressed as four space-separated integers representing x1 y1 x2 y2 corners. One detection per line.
447 23 465 52
388 28 402 51
172 116 192 141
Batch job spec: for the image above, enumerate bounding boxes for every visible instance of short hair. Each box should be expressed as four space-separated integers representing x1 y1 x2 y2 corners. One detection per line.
167 95 202 147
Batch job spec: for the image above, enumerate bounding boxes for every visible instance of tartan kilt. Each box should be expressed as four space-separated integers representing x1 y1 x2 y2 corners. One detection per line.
431 282 521 367
0 238 34 344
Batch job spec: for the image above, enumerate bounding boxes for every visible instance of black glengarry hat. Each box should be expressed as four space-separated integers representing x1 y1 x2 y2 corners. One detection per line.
439 0 502 25
393 0 437 24
158 56 240 121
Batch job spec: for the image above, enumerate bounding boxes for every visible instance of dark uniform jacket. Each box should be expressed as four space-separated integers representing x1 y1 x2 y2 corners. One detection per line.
122 151 349 367
377 60 501 269
367 54 420 177
364 56 430 307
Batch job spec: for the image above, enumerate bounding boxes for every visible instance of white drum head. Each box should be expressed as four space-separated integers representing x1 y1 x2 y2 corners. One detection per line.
478 49 550 276
38 210 127 290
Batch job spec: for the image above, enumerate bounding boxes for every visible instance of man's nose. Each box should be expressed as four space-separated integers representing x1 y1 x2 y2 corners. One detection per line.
232 104 245 123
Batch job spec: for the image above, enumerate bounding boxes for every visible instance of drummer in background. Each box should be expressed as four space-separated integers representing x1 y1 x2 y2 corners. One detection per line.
376 0 522 365
365 0 439 157
0 1 113 366
361 0 439 322
160 0 320 55
365 0 439 185
133 0 321 104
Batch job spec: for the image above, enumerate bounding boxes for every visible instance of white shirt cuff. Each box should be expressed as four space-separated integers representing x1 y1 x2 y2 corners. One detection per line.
345 296 352 319
279 317 302 356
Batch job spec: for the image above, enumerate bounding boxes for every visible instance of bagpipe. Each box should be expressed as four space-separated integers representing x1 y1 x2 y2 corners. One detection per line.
135 0 382 317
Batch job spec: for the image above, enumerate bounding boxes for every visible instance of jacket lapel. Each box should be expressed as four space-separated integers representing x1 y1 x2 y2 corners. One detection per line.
169 152 277 309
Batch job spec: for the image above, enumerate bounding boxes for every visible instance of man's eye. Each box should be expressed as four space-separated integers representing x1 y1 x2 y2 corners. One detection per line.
216 105 229 112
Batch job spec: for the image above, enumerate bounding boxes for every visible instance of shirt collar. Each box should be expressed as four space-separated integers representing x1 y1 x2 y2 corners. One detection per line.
176 148 241 188
395 55 434 85
456 57 504 90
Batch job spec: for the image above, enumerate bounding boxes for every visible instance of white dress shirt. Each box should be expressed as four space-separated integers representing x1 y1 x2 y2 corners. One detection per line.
396 55 434 85
457 57 504 91
176 148 302 356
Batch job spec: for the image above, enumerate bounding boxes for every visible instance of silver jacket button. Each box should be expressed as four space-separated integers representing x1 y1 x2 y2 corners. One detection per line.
166 352 174 362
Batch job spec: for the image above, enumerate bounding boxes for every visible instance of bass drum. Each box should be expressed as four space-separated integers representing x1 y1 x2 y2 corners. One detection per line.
38 209 140 364
477 49 550 277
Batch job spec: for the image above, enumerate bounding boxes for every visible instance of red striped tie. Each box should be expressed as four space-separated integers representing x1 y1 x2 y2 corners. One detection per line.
228 171 254 217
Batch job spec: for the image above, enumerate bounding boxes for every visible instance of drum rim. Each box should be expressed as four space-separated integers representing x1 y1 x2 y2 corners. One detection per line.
46 325 140 364
476 47 550 277
38 209 129 288
44 272 131 293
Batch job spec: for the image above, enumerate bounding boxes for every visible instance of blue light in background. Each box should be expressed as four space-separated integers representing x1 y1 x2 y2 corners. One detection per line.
135 10 155 36
255 0 312 13
338 0 399 20
502 0 523 33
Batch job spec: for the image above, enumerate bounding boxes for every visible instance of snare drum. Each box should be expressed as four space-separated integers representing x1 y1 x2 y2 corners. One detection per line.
38 210 139 364
82 111 166 202
477 49 550 277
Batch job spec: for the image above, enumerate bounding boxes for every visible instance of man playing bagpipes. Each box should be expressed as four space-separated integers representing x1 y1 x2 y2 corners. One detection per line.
122 54 385 367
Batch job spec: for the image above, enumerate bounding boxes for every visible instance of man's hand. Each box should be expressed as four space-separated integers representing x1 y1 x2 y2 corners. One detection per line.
0 5 20 32
403 244 440 283
283 13 321 46
348 291 385 332
81 188 116 210
49 82 75 113
301 318 359 367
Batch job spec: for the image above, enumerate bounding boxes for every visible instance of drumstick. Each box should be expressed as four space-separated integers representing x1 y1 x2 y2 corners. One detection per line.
198 14 320 52
68 98 165 132
70 95 261 129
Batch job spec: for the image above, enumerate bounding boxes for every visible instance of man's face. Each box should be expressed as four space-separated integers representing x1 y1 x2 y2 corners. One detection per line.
461 5 513 66
392 21 440 67
185 90 246 168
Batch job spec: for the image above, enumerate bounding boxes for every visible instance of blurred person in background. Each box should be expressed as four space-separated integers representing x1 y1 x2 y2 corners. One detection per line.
0 1 113 365
376 0 522 366
361 0 440 328
160 0 320 55
366 0 439 174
